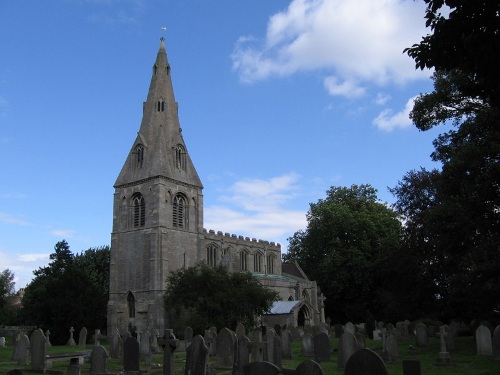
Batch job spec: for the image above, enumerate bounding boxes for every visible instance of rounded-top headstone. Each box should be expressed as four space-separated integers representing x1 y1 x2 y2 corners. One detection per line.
344 348 388 375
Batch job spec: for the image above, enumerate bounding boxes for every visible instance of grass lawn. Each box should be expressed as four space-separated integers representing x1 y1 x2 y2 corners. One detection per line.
1 333 500 374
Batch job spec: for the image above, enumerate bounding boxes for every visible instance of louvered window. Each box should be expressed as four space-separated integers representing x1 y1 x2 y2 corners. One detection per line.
173 194 187 228
133 195 145 227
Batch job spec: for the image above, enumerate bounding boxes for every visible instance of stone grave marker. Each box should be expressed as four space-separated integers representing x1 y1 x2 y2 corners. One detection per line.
11 331 21 361
67 326 76 346
110 328 121 358
344 322 355 334
162 329 177 375
93 329 102 346
30 328 46 372
15 334 30 366
281 329 293 360
265 328 276 363
215 327 236 368
296 359 323 375
45 330 51 346
151 329 160 353
123 335 140 372
290 326 303 340
90 345 108 375
337 331 358 370
382 331 398 363
185 326 194 347
354 332 366 349
235 323 246 339
434 325 452 366
234 335 251 375
248 330 266 362
78 327 87 348
185 335 208 375
441 324 454 352
313 331 330 362
140 330 152 367
243 361 280 375
273 331 282 368
300 333 314 356
414 322 428 347
402 359 421 375
344 348 388 375
493 324 500 360
476 324 493 356
204 329 216 356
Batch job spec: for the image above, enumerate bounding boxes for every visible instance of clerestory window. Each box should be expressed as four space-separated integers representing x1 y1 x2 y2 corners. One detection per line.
207 243 218 267
240 250 249 271
253 252 262 273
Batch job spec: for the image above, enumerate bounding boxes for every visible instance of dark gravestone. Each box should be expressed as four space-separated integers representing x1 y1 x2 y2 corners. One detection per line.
243 361 280 375
344 348 388 375
313 332 330 362
414 322 428 347
216 327 236 368
15 334 30 366
233 336 251 375
281 330 293 360
30 329 46 372
185 335 208 375
300 333 314 356
402 359 421 375
123 336 140 372
338 331 358 370
163 329 177 375
110 328 122 359
90 345 108 375
78 327 87 348
296 359 324 375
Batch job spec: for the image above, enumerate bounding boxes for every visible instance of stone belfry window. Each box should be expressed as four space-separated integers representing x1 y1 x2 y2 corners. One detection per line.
175 145 186 171
157 101 165 112
134 145 144 169
132 194 145 228
173 194 187 228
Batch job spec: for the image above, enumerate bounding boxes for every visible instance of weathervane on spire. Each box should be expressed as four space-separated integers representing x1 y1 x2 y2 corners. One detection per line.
161 26 167 42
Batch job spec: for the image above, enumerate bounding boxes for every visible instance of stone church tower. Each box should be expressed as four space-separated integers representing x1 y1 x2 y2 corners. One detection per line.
108 39 324 336
107 38 204 334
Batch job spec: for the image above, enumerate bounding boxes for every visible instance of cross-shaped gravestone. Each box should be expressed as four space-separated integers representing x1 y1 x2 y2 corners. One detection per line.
160 329 177 375
45 330 51 346
67 327 76 346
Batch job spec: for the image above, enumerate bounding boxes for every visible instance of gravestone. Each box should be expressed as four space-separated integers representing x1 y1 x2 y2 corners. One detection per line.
123 336 140 372
93 329 102 346
273 332 282 368
163 329 177 375
216 327 236 368
185 326 194 348
235 323 246 339
248 330 266 362
265 328 276 363
90 345 108 375
151 329 160 353
140 330 152 367
204 329 216 356
373 328 381 340
110 328 121 358
382 331 398 363
435 325 452 366
338 331 358 370
313 331 330 362
476 324 493 356
281 329 293 360
414 323 428 347
344 322 355 334
15 334 30 366
234 335 251 375
67 357 81 375
354 332 366 349
185 335 208 375
296 359 323 375
243 361 280 375
402 359 421 375
45 330 51 346
344 348 388 375
78 327 87 348
11 332 21 361
30 329 46 372
67 326 76 346
493 324 500 360
441 325 454 352
290 327 303 340
300 333 314 356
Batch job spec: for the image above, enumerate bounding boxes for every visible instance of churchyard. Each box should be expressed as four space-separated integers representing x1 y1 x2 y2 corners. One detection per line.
1 322 499 375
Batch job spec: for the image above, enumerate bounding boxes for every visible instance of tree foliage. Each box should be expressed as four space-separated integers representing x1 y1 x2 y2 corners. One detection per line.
0 268 16 323
21 241 110 344
164 263 279 334
283 184 403 322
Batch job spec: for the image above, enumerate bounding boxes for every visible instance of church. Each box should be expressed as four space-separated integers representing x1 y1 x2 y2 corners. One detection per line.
107 39 325 335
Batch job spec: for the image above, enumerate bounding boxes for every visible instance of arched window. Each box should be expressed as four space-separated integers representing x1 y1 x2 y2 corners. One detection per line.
267 254 275 274
240 250 249 271
127 291 136 318
253 251 262 273
157 101 165 112
134 145 144 169
207 243 218 266
173 194 187 228
132 194 145 227
175 145 186 171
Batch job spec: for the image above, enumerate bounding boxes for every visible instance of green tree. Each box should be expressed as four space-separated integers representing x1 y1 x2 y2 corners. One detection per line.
0 268 16 323
21 241 110 344
283 184 402 322
164 263 279 334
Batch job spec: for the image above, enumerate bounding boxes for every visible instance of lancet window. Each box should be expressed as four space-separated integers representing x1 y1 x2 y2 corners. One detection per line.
207 243 218 267
127 291 136 318
267 254 276 274
240 250 249 271
175 144 186 171
134 144 144 169
173 194 187 229
253 251 262 273
132 194 145 228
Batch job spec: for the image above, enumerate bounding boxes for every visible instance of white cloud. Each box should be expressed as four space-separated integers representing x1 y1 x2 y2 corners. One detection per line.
0 212 31 226
232 0 429 92
324 76 366 99
49 229 76 238
204 173 307 245
18 253 50 262
375 92 391 105
373 96 415 131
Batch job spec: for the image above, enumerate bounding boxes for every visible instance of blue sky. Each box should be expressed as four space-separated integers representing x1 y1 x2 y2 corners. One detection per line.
1 0 444 290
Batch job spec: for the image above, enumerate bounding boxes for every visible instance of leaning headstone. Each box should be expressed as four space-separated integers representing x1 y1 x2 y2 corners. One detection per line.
185 326 194 348
140 330 152 367
234 335 251 375
281 330 293 360
338 331 358 370
16 334 30 366
301 333 314 356
163 329 177 375
344 348 388 375
313 331 330 362
344 322 355 334
123 336 140 372
216 327 236 368
243 361 280 375
78 327 87 348
476 324 493 356
185 335 208 375
402 359 421 375
90 345 108 375
414 323 428 347
235 323 246 339
110 328 121 359
30 328 46 372
67 326 76 346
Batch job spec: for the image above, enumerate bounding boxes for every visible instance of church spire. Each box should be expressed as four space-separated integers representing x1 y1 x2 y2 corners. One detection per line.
115 38 202 189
